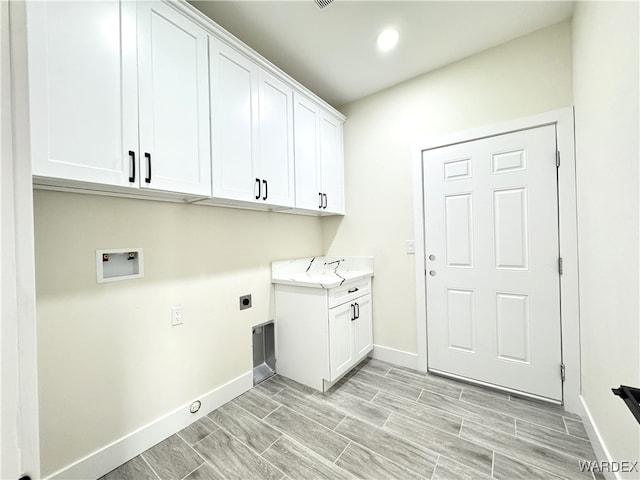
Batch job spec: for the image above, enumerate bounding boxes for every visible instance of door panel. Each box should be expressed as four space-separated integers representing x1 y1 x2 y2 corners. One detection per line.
447 289 475 352
424 125 562 401
496 293 530 363
493 187 528 269
444 193 474 267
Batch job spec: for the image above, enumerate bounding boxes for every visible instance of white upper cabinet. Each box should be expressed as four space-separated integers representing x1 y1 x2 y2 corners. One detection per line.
293 93 322 211
258 70 295 208
210 38 259 202
293 93 345 215
137 1 211 196
27 0 138 187
209 38 294 208
28 0 211 197
319 111 345 215
27 0 342 212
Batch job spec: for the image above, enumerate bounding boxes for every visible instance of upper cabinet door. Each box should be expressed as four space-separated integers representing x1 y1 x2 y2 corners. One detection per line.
27 1 138 187
258 70 295 208
137 1 211 196
319 111 345 215
293 93 322 211
210 38 259 202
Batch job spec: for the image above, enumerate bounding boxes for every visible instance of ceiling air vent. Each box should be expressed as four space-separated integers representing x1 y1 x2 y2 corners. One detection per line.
313 0 334 10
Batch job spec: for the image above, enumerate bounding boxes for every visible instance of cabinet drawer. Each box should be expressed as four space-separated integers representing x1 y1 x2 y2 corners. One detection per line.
328 278 371 308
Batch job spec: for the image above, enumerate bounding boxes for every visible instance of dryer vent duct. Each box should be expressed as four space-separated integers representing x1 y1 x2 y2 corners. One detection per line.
314 0 334 10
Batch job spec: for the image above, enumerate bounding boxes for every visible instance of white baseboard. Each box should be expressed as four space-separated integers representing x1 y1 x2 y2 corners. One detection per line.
578 395 619 480
369 344 420 371
46 371 253 480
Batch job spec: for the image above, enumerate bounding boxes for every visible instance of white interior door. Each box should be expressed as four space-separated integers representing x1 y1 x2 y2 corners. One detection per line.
423 125 562 401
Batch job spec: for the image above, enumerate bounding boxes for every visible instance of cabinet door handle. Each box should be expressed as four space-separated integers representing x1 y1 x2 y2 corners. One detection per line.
323 193 328 209
255 178 261 200
351 304 356 321
319 192 323 209
348 288 359 294
128 150 136 183
355 302 360 319
263 179 268 201
144 153 151 183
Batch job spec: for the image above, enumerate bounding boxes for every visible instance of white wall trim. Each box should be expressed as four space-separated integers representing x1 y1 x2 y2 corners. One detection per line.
578 395 619 480
413 146 428 373
1 2 21 477
46 371 253 480
412 107 582 412
5 1 41 478
369 344 419 371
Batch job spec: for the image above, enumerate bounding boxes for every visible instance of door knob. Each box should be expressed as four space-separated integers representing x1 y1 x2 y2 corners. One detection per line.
429 270 437 276
428 254 436 261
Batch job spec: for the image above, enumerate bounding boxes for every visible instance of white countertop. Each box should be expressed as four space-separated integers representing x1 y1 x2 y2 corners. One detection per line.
272 256 374 289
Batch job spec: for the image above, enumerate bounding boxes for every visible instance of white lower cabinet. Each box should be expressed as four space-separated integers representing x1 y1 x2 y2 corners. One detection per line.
328 301 355 380
274 278 373 391
328 293 372 381
352 294 373 358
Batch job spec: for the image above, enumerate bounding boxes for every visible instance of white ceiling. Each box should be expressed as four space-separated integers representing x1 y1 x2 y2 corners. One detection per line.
189 1 575 107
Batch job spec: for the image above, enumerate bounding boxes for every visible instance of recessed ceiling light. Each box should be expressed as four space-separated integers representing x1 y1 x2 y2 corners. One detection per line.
377 28 399 52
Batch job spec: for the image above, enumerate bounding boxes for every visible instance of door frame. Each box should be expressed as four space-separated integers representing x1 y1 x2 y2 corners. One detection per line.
2 1 41 478
412 107 581 413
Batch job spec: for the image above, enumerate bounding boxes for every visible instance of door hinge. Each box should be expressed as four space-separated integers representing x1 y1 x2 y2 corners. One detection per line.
556 150 561 168
558 257 563 275
560 363 566 382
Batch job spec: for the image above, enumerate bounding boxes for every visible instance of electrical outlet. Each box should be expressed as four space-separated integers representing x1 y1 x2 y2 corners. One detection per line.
171 306 184 326
239 294 252 310
406 240 416 254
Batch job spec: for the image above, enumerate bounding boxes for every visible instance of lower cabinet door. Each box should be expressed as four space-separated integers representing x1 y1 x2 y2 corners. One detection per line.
353 294 373 358
328 302 354 381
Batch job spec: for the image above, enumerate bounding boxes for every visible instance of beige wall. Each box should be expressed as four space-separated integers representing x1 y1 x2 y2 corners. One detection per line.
34 18 585 477
34 191 322 476
572 1 640 473
323 21 573 354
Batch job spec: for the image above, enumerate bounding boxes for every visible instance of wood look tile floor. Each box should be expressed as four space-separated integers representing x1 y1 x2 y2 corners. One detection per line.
101 359 602 480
